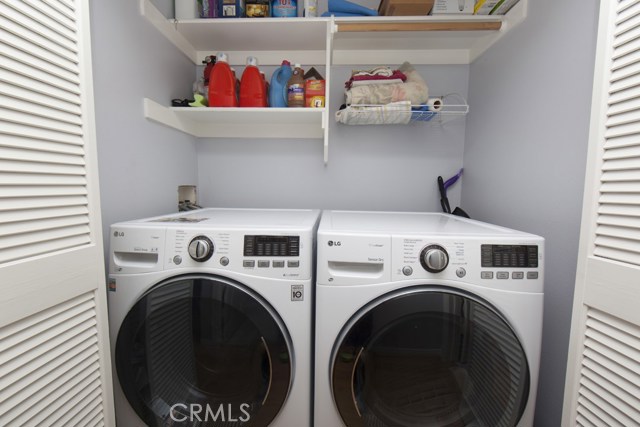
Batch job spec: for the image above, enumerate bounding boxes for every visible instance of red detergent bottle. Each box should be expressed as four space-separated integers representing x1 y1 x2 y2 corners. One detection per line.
208 52 238 107
239 56 267 107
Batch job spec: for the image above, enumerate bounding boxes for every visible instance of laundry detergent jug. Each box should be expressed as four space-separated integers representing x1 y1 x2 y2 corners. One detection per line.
208 52 238 107
239 56 267 107
269 60 292 108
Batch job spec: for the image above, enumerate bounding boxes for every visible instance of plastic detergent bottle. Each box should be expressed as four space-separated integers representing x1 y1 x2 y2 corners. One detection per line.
269 60 292 108
287 64 305 108
208 52 238 107
239 56 267 107
271 0 298 17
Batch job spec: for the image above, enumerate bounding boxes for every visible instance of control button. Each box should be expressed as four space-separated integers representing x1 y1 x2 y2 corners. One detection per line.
481 271 494 279
220 257 229 266
456 267 466 278
173 255 182 265
527 271 539 279
188 236 214 262
243 260 255 268
258 260 270 268
402 266 413 276
513 272 524 279
420 244 449 273
497 271 509 279
288 260 299 268
273 261 285 268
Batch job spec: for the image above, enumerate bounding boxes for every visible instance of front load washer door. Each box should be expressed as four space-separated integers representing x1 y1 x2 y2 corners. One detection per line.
331 287 530 427
116 274 292 426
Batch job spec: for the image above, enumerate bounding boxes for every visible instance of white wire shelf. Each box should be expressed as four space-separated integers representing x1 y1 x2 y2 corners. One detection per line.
335 94 469 126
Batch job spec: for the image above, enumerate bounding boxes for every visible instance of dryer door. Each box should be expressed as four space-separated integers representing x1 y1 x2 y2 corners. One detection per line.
115 274 292 426
332 287 530 427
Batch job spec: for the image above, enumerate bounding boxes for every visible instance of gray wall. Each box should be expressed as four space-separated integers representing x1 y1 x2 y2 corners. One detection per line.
90 0 198 249
197 65 469 211
462 0 599 425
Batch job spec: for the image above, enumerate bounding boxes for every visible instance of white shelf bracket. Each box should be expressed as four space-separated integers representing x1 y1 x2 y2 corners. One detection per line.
140 0 199 63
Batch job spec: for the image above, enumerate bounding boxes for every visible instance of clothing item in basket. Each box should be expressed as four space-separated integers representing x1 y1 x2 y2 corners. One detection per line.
352 66 395 77
345 62 429 105
345 69 407 89
335 101 412 125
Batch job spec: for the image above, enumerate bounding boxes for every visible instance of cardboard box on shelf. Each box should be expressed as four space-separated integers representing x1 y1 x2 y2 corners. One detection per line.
431 0 473 14
473 0 500 14
304 67 325 108
378 0 434 16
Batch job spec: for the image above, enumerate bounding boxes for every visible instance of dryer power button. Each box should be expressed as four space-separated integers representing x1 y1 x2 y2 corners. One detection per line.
420 245 449 273
188 236 214 262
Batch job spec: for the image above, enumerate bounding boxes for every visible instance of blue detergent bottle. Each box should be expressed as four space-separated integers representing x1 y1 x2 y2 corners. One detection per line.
269 60 292 108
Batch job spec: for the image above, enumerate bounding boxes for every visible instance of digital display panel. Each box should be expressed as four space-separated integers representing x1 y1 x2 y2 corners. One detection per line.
244 235 300 257
481 245 538 268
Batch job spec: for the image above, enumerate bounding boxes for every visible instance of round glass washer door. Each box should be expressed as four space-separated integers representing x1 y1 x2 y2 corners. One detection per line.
116 274 292 427
332 287 530 427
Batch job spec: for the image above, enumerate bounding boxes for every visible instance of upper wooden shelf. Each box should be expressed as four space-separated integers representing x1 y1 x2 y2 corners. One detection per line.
140 0 527 65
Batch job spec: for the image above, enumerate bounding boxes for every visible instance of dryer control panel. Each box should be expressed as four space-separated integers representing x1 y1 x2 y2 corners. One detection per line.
391 236 544 293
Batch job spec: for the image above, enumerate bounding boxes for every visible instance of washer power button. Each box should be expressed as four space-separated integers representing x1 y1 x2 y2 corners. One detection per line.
402 266 413 276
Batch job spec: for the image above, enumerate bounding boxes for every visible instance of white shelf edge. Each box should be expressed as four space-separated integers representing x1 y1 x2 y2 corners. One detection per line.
143 98 326 139
140 0 198 63
141 0 521 65
194 50 328 66
469 0 528 62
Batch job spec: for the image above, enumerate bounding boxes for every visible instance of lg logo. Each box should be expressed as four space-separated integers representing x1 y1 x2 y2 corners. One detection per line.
328 240 342 247
113 231 124 237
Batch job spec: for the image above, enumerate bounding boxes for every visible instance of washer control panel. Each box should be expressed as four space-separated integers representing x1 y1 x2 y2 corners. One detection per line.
164 228 310 280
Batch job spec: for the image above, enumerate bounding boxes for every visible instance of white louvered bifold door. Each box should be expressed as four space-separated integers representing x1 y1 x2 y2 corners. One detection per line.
563 0 640 426
0 0 114 425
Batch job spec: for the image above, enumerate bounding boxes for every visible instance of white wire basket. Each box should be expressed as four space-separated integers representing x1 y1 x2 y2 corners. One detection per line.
336 94 469 126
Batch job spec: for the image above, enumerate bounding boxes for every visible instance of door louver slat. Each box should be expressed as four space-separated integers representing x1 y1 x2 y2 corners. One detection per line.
613 32 640 61
0 37 80 85
606 93 640 116
0 134 84 155
598 0 640 266
0 7 90 264
598 203 640 217
0 2 78 56
575 309 640 425
0 93 83 127
0 292 104 427
596 214 640 230
0 68 81 107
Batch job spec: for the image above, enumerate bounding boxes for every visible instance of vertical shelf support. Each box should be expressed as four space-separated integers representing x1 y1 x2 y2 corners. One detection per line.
323 18 336 165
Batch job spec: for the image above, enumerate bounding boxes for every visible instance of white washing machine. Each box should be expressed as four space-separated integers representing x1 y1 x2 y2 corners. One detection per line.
314 210 544 427
108 208 320 427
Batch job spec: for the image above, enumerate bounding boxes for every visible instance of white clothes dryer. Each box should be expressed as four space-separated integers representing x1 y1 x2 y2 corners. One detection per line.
108 208 320 427
314 211 544 427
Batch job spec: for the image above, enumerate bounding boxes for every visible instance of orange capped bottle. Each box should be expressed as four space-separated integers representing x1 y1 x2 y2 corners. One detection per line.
208 52 238 107
239 56 267 107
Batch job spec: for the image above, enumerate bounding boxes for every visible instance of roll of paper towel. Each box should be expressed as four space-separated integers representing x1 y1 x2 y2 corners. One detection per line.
427 98 443 112
176 0 198 19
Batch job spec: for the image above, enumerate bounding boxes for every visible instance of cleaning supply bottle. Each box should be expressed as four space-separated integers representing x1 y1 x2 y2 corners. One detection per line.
260 71 270 106
272 0 297 16
239 56 267 107
208 52 238 107
287 64 305 108
269 60 292 108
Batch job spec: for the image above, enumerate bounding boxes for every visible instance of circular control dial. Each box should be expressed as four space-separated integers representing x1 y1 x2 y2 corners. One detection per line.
188 236 214 262
420 244 449 273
